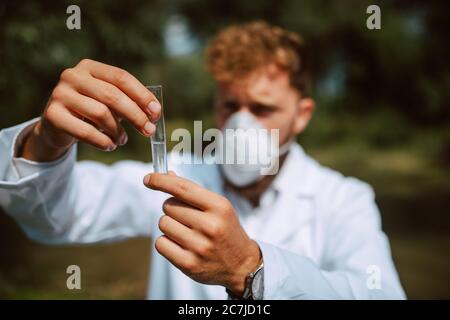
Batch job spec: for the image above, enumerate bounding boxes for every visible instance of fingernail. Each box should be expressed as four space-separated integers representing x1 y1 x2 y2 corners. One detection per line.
144 121 155 136
143 174 151 185
106 144 117 152
147 101 161 121
118 132 128 146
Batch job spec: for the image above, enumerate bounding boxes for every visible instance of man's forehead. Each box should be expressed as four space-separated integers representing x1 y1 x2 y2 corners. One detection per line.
216 66 291 104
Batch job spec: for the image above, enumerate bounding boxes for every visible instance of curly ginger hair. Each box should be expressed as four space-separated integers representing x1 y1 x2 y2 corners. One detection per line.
206 21 310 94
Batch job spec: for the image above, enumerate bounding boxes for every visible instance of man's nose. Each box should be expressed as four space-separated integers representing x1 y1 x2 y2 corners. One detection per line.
236 105 250 113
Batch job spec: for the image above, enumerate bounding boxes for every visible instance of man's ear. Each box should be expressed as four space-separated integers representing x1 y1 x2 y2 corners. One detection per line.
293 98 315 135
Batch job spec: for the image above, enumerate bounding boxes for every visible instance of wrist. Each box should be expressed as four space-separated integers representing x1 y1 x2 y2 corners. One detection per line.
19 120 73 162
227 239 262 297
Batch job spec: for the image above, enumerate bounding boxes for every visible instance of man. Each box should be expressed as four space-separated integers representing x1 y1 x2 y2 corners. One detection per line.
0 21 405 299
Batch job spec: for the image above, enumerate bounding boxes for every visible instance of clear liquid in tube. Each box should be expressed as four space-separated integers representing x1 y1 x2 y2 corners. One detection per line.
147 85 168 174
151 141 167 173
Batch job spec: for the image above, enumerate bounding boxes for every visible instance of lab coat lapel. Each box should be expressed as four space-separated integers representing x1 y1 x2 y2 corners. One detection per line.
259 193 314 255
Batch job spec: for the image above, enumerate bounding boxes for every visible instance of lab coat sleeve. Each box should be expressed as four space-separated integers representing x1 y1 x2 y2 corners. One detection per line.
0 119 164 244
257 179 406 300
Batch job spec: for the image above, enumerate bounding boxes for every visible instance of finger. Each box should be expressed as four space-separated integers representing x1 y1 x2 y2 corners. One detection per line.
154 235 196 271
46 102 117 151
162 197 203 229
168 171 177 176
111 110 124 123
57 85 127 145
71 74 155 137
158 215 208 252
78 59 162 122
144 173 222 210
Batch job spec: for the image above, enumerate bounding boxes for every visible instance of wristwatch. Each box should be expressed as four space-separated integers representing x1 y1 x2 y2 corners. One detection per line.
227 261 264 300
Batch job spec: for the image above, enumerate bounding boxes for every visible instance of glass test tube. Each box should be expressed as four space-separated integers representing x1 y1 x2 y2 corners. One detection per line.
147 85 168 173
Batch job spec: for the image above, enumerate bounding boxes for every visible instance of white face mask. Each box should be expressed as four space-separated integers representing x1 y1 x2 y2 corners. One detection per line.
218 111 291 187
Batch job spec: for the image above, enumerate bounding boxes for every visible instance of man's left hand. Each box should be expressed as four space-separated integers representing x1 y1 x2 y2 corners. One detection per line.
143 172 262 296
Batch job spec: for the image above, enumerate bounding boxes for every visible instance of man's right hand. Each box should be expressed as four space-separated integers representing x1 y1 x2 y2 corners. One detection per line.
20 59 161 162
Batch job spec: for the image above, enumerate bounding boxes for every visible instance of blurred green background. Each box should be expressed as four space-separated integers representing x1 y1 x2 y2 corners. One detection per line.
1 0 450 299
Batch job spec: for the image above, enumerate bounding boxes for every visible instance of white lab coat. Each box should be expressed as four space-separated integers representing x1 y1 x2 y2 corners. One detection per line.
0 118 405 299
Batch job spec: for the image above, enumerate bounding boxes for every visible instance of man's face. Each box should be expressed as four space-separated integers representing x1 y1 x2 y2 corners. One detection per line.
214 65 314 145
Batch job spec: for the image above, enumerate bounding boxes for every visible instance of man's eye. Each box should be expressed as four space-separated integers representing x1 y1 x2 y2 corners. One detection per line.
252 106 275 116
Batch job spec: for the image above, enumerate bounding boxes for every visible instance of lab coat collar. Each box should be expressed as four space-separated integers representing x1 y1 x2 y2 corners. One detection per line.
271 142 317 198
219 142 318 208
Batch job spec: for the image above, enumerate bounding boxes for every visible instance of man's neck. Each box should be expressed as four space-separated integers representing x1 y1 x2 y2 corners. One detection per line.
224 154 288 207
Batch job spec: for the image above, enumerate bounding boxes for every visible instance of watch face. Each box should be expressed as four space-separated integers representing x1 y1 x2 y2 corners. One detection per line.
251 268 264 300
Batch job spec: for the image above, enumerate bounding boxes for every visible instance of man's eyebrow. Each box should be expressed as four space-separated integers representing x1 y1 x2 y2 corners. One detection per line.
249 101 279 109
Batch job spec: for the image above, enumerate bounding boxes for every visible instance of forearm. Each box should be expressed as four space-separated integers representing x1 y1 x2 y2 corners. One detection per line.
258 241 341 299
0 119 79 243
257 241 405 300
0 119 157 244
